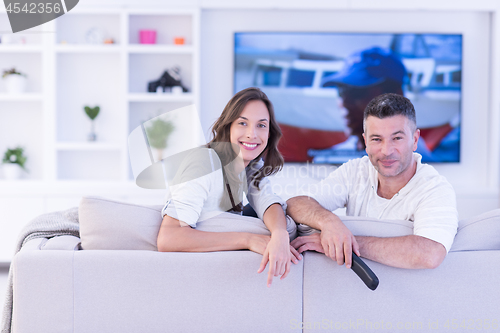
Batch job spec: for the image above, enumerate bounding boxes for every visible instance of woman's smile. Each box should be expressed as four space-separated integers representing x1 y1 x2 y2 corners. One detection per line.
240 141 260 150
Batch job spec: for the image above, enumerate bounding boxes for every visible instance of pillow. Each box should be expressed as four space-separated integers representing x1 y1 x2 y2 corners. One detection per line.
196 213 271 235
196 212 297 240
79 196 163 251
79 196 296 251
298 215 414 238
450 209 500 252
297 210 500 252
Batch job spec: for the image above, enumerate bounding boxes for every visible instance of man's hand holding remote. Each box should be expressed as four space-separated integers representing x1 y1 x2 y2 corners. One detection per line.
317 215 361 269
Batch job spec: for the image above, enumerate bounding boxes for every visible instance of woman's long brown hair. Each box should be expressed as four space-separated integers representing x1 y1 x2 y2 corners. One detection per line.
208 87 284 189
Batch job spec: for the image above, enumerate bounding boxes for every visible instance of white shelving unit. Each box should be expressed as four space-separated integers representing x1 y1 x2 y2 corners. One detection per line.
0 6 200 262
55 44 122 53
0 45 44 52
0 93 43 101
127 92 195 102
55 142 123 151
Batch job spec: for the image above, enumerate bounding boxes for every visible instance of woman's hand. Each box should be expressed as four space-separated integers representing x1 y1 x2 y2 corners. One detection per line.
254 230 301 287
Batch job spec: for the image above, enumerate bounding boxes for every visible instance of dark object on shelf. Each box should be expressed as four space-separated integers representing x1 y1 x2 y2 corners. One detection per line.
147 67 188 93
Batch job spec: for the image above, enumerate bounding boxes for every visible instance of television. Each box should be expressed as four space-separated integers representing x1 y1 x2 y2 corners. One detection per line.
234 32 462 164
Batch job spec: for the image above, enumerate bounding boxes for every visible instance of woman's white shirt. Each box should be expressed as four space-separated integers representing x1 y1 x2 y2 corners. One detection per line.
162 148 285 227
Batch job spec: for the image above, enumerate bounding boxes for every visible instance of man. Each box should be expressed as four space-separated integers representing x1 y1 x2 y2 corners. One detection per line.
287 93 458 269
311 47 435 162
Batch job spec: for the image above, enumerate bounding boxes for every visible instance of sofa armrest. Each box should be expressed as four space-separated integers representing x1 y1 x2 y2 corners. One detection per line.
12 247 75 333
41 235 81 251
19 236 81 253
18 238 46 252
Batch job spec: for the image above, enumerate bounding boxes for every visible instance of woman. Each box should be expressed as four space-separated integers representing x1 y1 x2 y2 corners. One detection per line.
157 87 300 287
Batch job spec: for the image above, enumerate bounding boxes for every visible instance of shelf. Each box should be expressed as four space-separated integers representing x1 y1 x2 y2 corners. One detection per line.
0 93 43 101
57 150 122 181
56 142 123 151
128 93 194 102
127 45 193 54
55 12 121 45
0 180 47 194
0 53 43 93
0 179 164 196
128 53 193 94
55 44 121 53
128 14 193 46
56 52 121 143
0 45 43 53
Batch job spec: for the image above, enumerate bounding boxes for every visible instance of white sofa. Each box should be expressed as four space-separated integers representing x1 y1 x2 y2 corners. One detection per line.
9 197 500 332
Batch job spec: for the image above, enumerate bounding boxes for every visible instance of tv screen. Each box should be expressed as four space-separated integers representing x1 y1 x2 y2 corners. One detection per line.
234 32 462 164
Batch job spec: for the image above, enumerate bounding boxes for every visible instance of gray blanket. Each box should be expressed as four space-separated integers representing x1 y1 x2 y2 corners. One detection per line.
0 207 79 333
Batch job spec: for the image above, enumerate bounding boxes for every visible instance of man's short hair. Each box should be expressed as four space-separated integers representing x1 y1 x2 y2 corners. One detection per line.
363 93 417 132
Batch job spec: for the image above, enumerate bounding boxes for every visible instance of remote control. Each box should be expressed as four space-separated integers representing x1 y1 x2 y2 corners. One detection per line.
351 253 379 290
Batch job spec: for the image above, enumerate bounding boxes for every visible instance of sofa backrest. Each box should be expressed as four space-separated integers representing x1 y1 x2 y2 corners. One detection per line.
78 196 500 252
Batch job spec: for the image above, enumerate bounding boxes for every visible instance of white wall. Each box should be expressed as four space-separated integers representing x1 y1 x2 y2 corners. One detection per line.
200 9 500 219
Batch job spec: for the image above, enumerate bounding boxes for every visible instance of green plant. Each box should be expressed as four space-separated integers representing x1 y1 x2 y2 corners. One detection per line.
84 106 100 120
2 146 27 170
145 117 175 150
2 68 26 79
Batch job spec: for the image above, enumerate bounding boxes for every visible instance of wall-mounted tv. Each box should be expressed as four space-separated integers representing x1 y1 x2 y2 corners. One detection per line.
234 32 462 164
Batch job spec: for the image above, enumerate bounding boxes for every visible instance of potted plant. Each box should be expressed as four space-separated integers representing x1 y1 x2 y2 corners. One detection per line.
2 68 27 93
84 105 100 141
2 146 28 180
144 116 175 161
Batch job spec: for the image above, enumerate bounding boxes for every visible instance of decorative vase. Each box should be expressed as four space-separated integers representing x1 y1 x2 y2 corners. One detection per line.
2 163 23 180
4 74 27 93
88 121 97 141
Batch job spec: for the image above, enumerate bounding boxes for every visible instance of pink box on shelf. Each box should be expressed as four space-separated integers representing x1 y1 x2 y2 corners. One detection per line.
139 30 157 44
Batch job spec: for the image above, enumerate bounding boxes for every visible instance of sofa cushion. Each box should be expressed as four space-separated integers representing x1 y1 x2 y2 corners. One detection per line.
197 212 297 239
79 195 500 252
79 196 163 251
195 212 272 234
79 196 296 251
450 209 500 252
